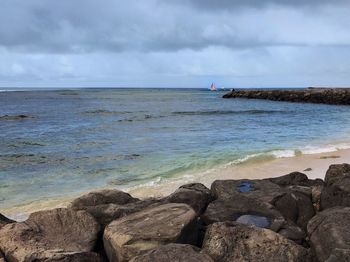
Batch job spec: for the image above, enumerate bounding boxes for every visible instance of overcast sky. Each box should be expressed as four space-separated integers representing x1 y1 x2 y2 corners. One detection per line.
1 0 350 88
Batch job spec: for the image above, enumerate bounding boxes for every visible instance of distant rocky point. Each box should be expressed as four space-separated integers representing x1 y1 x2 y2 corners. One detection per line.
223 88 350 105
0 115 33 121
1 164 350 261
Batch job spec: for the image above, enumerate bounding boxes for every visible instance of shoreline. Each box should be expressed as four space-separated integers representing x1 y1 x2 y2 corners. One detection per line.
2 146 349 220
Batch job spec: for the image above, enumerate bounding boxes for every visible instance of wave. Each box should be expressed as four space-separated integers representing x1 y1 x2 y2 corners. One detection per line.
224 142 350 167
171 110 288 116
83 109 134 115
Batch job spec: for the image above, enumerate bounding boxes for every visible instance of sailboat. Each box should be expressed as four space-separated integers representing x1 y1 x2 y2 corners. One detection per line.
210 83 217 91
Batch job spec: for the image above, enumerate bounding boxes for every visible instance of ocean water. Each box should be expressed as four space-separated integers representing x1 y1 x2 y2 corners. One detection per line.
1 88 350 209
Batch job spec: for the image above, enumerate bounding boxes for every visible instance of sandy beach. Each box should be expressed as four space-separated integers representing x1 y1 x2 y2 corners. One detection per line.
129 147 350 198
2 147 349 220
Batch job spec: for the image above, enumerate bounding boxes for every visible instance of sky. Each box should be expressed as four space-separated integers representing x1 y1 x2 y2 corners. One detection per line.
1 0 350 88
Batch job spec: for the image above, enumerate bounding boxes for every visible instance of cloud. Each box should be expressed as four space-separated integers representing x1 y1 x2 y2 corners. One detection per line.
1 0 350 54
0 0 350 87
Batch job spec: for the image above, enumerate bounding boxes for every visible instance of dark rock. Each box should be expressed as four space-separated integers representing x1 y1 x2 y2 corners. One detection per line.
307 207 350 261
32 252 103 262
201 195 306 243
278 220 306 245
129 244 213 262
321 164 350 210
166 183 212 214
210 179 314 230
70 189 139 209
201 196 284 232
326 249 350 262
0 115 34 121
223 88 350 105
202 222 309 262
0 213 14 229
211 179 285 203
0 208 100 262
0 251 5 262
268 172 310 187
72 197 162 227
103 203 198 262
273 190 315 229
69 189 153 226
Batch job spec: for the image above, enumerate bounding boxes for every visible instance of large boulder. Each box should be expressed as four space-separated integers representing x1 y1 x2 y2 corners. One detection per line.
129 244 213 262
267 172 311 187
201 196 284 231
70 189 139 209
103 203 198 262
273 188 315 229
70 189 154 227
321 164 350 210
0 213 14 229
166 183 212 214
209 179 314 234
211 179 284 203
307 207 350 262
0 208 100 262
72 197 162 227
201 196 305 243
202 222 309 262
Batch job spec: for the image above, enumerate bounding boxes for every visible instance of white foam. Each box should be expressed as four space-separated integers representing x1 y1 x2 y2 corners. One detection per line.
299 143 350 155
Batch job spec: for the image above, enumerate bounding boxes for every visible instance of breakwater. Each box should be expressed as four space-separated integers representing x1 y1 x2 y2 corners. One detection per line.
223 88 350 105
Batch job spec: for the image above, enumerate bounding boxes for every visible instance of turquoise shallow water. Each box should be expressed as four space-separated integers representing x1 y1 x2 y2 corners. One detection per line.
1 88 350 208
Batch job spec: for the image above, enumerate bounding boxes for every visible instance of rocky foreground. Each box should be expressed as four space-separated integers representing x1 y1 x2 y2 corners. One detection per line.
222 88 350 105
1 164 350 261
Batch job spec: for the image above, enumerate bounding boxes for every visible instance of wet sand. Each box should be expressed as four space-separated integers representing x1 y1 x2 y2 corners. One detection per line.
2 148 350 220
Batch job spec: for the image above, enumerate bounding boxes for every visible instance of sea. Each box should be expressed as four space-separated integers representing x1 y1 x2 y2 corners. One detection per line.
1 88 350 210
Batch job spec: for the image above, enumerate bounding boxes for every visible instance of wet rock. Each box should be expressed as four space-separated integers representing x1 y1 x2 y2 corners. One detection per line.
202 222 309 262
210 179 314 230
268 172 310 187
307 207 350 262
321 164 350 210
236 214 272 228
0 213 14 229
129 244 213 262
70 189 139 209
201 195 306 243
103 203 197 262
201 196 284 232
166 183 212 214
0 208 100 262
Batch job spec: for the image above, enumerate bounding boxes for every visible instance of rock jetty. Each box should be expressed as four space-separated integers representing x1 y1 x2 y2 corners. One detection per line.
222 88 350 105
1 164 350 261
